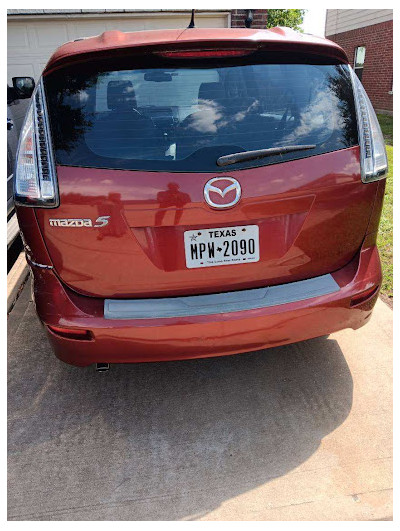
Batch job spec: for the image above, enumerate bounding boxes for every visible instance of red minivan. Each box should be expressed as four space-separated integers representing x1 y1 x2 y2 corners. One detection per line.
14 27 387 368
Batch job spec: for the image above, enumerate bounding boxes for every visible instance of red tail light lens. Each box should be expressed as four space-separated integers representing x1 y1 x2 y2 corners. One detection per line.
47 325 94 341
350 285 380 307
156 49 254 59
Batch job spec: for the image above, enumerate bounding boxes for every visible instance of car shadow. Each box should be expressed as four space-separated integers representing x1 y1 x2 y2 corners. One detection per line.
8 294 353 520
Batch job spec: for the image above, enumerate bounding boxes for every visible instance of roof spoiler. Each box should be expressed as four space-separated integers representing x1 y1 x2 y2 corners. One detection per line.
43 29 349 75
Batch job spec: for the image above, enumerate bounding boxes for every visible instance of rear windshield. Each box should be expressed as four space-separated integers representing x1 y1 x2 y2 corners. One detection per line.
45 52 358 172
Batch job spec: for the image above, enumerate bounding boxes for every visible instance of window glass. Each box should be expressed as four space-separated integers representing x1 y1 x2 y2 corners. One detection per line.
45 55 358 172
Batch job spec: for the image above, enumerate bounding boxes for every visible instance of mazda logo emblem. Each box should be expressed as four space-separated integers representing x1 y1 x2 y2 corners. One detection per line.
203 177 242 209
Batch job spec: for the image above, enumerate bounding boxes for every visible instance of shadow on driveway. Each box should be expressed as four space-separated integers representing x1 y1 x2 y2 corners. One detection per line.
8 285 353 520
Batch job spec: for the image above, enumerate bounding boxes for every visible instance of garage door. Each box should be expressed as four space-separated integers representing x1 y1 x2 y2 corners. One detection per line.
7 12 229 83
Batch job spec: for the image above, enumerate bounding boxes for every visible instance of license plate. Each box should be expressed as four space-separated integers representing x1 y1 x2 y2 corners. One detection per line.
184 225 259 269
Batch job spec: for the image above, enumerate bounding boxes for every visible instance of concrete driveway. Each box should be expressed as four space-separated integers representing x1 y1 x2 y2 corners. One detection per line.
8 281 393 521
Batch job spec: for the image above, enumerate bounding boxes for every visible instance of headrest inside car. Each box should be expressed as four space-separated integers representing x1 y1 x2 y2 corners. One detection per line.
107 80 137 110
198 82 225 104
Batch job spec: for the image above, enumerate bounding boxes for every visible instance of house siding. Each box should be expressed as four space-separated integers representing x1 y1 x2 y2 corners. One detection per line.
325 9 393 36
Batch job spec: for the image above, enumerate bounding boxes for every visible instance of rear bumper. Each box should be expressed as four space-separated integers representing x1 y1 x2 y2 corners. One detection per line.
30 240 382 366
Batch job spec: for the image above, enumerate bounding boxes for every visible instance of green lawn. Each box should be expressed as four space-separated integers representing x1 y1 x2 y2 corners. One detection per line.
377 114 393 145
377 114 393 301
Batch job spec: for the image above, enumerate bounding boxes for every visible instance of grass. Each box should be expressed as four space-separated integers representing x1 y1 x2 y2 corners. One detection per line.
377 114 393 145
376 114 393 301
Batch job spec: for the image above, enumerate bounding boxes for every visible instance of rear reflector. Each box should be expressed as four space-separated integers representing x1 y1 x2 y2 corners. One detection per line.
156 49 254 58
350 285 379 307
47 325 93 341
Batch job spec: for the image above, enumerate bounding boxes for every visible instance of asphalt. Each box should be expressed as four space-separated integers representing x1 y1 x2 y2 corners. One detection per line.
8 281 393 521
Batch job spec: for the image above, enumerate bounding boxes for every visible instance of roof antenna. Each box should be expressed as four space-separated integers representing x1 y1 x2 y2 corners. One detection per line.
188 9 195 28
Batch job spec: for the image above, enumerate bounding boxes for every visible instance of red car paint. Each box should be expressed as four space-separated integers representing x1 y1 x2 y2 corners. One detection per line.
15 28 385 366
29 237 381 366
34 147 376 299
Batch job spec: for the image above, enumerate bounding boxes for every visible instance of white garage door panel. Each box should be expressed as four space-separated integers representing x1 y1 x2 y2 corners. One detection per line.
7 24 29 47
69 20 117 40
8 14 229 83
35 23 69 47
8 63 36 81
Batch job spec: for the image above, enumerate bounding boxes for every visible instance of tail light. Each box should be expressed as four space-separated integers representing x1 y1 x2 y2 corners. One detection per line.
47 325 94 341
351 69 388 183
14 79 59 207
155 49 254 59
350 285 380 307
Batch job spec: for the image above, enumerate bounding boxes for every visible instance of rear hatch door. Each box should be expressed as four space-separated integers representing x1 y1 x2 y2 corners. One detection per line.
36 49 376 298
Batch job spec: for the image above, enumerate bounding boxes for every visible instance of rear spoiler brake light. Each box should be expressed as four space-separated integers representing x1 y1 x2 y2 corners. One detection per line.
154 48 255 59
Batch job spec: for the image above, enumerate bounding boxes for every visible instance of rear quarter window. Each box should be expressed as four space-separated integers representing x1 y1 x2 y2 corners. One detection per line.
45 52 358 172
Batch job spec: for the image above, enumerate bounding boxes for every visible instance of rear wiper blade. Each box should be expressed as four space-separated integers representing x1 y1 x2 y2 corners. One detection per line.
216 145 317 167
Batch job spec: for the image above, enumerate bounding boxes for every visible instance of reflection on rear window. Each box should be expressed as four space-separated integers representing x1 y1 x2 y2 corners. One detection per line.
45 57 358 172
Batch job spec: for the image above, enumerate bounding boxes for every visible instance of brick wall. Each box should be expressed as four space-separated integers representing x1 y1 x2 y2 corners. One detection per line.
230 9 268 29
327 20 393 112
